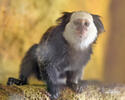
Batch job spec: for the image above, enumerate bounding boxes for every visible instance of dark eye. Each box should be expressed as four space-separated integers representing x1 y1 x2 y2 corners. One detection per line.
84 21 90 27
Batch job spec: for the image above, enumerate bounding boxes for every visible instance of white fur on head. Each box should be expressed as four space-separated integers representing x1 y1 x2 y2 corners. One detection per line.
63 11 98 50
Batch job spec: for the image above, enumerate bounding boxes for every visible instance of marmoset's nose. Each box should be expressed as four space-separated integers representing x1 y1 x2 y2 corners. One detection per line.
73 19 90 34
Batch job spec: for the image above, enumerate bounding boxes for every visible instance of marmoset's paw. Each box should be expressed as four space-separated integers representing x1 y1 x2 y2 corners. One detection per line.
68 80 85 93
7 77 27 85
48 85 62 100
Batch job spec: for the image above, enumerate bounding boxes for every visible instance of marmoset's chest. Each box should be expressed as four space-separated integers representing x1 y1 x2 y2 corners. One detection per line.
67 48 92 71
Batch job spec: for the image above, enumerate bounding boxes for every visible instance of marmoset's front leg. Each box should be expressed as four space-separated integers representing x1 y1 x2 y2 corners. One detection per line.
66 69 85 93
44 65 65 100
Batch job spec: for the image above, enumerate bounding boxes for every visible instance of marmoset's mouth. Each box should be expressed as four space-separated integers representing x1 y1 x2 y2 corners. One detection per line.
76 26 88 35
78 30 87 38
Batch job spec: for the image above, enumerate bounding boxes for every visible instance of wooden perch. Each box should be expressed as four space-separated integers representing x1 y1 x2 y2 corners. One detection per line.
0 81 125 100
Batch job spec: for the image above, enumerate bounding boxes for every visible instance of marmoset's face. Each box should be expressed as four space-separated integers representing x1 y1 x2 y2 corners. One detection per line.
63 11 98 50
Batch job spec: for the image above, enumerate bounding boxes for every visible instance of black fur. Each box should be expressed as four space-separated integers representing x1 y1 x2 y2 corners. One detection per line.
91 14 105 33
56 12 72 27
7 11 104 100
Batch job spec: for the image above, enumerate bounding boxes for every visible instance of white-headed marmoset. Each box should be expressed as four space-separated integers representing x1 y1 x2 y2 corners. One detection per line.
7 11 105 99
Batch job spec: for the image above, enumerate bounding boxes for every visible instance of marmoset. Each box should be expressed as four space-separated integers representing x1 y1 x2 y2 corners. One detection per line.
7 11 105 99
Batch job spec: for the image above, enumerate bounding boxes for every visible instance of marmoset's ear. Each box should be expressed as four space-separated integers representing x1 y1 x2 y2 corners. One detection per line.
92 14 105 33
56 12 72 26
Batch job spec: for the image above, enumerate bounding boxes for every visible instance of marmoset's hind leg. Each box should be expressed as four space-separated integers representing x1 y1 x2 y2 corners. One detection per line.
7 44 39 85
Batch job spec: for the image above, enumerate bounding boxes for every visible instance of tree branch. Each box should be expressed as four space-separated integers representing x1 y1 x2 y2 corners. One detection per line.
0 81 125 100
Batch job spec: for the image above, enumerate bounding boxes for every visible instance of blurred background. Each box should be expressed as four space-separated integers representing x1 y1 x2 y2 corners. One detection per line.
0 0 125 84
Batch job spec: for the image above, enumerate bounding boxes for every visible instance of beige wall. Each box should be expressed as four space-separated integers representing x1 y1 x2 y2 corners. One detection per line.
105 0 125 83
